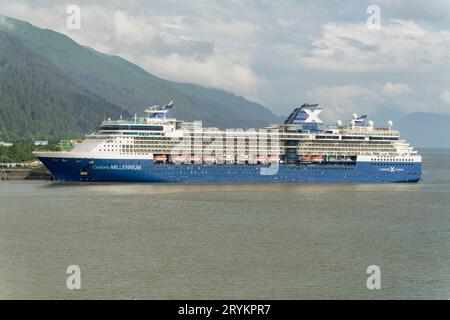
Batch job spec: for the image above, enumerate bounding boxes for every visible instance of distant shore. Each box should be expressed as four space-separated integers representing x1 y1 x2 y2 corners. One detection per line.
1 168 52 180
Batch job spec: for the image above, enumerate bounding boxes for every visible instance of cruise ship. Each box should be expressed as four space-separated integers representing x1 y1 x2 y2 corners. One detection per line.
34 103 422 183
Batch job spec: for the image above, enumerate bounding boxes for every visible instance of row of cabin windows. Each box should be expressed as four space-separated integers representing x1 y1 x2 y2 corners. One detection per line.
371 163 414 166
100 125 164 131
371 158 413 162
314 136 398 141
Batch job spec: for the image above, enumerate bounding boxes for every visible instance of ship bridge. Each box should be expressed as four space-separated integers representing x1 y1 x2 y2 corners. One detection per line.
144 101 174 119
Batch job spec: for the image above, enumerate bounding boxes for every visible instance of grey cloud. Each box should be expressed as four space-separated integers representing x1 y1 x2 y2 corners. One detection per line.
151 37 215 58
341 37 378 53
1 0 450 118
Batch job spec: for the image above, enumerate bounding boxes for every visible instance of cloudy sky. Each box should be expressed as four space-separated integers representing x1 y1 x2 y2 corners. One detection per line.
1 0 450 121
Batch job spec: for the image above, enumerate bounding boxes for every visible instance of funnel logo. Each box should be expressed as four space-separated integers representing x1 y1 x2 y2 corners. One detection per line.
304 108 323 124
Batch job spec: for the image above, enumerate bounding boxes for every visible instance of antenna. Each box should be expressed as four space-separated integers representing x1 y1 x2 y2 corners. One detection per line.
164 101 174 109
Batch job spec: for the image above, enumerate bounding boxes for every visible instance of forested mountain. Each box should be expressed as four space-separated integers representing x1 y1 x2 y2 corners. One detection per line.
0 31 126 141
0 15 281 130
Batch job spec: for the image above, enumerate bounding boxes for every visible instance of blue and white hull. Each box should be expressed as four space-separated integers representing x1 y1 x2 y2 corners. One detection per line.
37 155 422 183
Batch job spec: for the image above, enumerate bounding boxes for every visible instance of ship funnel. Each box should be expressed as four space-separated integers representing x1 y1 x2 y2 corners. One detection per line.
284 104 323 131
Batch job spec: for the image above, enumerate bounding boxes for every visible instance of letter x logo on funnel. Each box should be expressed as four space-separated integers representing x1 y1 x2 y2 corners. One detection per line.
304 108 323 124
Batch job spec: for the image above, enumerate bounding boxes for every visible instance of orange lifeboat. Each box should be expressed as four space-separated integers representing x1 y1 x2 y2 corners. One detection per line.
299 155 311 162
154 155 167 161
310 155 324 163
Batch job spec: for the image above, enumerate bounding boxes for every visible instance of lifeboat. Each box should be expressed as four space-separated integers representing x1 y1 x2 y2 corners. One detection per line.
310 155 324 163
153 155 167 161
299 155 311 162
203 156 216 163
171 155 186 163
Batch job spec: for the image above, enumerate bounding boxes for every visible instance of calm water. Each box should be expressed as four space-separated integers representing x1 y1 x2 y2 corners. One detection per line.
0 148 449 299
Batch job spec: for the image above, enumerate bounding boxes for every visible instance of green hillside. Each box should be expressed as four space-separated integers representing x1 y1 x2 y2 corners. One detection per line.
0 31 126 142
0 15 281 128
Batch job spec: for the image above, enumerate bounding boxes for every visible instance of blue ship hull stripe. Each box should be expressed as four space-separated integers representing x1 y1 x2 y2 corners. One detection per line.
38 157 422 183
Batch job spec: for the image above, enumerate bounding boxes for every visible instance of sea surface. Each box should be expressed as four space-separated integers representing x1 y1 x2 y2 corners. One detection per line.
0 148 449 299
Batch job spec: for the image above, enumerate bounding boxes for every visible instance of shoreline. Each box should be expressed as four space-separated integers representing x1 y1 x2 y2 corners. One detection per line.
1 169 52 181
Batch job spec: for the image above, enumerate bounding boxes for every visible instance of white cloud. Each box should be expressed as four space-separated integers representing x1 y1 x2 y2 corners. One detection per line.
112 10 158 45
299 20 450 72
382 82 413 96
276 19 296 28
0 2 66 30
196 20 258 40
141 52 264 101
440 89 450 105
306 85 376 121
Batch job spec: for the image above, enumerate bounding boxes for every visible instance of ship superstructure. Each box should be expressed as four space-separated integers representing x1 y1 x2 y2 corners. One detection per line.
35 103 422 183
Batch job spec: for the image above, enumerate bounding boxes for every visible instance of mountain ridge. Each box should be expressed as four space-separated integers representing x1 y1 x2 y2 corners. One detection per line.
0 15 281 129
0 30 129 142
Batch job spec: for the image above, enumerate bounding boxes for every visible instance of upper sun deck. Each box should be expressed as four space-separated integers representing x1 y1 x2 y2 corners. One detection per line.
325 126 400 137
94 101 178 134
91 102 402 144
99 117 176 127
280 104 400 139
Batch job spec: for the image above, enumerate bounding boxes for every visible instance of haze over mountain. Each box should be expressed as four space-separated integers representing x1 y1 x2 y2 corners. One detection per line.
0 15 281 134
